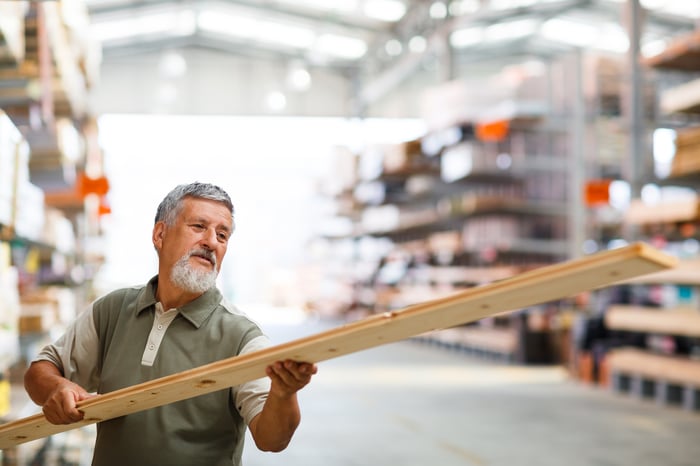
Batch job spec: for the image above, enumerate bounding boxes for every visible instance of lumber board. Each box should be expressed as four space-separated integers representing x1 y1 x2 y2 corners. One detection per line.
618 258 700 285
0 242 676 449
607 348 700 386
605 305 700 337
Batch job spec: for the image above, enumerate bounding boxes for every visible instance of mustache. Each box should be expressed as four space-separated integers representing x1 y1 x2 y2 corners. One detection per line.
188 248 216 266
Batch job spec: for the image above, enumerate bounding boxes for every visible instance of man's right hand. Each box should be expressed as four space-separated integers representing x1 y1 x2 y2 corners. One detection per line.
24 360 95 425
41 381 94 424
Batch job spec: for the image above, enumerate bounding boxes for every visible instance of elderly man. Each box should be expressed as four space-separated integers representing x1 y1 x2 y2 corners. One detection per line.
24 182 317 466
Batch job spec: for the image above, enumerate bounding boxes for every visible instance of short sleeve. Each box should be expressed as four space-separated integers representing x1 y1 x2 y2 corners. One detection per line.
233 335 272 425
35 304 101 392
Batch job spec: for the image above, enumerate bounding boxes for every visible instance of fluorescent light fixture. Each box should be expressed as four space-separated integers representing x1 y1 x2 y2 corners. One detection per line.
485 18 539 42
385 39 403 56
449 0 479 16
159 51 187 78
363 0 407 22
591 23 628 53
275 0 358 14
409 35 427 53
198 10 315 49
92 9 196 42
265 91 287 112
602 0 700 18
450 26 484 48
541 18 628 53
488 0 537 10
314 33 367 60
286 66 312 91
540 17 597 48
429 1 448 19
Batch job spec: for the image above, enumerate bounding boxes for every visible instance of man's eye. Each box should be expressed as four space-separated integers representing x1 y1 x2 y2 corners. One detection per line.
217 232 229 241
191 224 205 230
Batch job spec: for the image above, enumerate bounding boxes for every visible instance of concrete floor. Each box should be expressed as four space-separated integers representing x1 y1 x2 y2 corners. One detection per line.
241 317 700 466
8 313 700 466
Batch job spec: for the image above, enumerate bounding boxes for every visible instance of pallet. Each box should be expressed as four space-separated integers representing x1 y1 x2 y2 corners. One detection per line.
0 242 676 449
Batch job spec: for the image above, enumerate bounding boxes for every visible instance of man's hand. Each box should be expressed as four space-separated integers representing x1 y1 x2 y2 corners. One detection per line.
250 360 318 452
41 380 94 425
265 360 317 398
24 360 95 425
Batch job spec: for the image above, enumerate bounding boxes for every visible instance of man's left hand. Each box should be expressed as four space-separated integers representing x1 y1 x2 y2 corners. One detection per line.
266 360 317 398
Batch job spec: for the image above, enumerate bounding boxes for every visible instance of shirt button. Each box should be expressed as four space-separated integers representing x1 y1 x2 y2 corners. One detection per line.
157 325 163 330
149 344 155 350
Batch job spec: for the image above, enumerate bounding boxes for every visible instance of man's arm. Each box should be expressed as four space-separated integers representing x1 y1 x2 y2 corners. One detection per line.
24 360 94 425
248 359 317 452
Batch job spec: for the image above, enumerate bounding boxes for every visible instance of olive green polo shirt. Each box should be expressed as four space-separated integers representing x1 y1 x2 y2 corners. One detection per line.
36 276 271 466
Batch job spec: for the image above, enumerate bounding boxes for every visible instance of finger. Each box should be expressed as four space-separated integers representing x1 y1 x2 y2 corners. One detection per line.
61 391 84 422
272 362 300 386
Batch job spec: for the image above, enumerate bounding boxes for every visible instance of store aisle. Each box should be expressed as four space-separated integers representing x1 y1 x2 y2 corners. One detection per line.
10 312 700 466
245 314 700 466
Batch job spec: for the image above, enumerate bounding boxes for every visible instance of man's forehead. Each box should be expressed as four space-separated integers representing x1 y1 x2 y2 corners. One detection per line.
180 199 233 222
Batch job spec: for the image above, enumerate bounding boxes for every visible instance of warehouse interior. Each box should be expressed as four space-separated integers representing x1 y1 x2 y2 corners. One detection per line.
1 0 700 465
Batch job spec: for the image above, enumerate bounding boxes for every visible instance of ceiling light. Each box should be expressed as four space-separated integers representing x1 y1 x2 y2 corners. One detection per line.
363 0 407 22
540 18 597 48
91 9 196 42
198 10 315 49
265 91 287 112
485 18 538 42
286 66 312 91
276 0 358 14
385 39 403 56
488 0 537 10
314 34 368 60
429 2 448 19
409 35 427 53
449 0 479 16
450 26 483 48
591 23 628 53
158 51 187 79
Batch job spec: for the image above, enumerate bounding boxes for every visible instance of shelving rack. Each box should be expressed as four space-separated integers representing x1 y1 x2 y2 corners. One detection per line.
585 27 700 411
311 49 633 365
0 4 104 463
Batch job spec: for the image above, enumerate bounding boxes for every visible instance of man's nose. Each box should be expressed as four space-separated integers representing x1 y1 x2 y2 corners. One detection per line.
199 227 218 247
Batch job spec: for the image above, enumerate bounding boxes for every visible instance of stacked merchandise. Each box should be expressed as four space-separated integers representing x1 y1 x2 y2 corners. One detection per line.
670 126 700 177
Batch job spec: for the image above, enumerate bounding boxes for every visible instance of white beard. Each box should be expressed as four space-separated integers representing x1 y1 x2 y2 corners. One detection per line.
170 250 218 294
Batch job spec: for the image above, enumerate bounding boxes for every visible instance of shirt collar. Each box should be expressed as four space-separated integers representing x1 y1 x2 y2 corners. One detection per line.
136 275 222 328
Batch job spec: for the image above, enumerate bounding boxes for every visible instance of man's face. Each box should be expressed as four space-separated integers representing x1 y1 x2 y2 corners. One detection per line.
153 197 233 292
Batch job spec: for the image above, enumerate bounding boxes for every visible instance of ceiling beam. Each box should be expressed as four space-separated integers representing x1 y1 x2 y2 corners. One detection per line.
358 0 591 109
87 0 385 34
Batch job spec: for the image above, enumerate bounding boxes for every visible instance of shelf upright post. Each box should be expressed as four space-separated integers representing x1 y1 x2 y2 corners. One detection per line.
624 0 646 241
568 49 586 259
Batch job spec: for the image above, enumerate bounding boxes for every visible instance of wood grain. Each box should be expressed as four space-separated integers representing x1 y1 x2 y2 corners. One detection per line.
0 242 677 449
607 348 700 386
606 305 700 337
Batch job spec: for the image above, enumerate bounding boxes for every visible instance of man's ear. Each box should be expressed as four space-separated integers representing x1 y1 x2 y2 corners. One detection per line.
153 222 165 250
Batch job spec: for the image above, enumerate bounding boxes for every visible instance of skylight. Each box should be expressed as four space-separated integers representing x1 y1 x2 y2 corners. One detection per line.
91 9 196 43
91 3 369 61
272 0 407 22
198 10 316 50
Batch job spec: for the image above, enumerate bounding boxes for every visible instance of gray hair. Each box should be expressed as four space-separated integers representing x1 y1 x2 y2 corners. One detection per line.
155 182 234 229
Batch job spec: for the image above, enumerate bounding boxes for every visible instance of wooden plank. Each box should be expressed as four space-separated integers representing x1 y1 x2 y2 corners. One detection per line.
642 29 700 72
618 258 700 285
624 198 700 225
606 305 700 337
0 242 676 448
607 348 700 387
